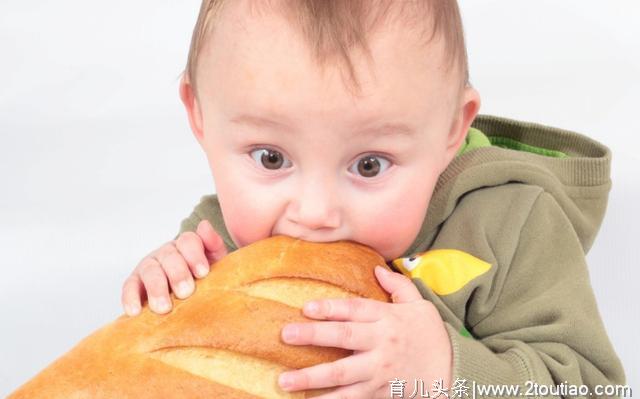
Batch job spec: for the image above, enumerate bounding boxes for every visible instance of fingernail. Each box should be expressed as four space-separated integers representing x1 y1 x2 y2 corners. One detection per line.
196 263 209 278
282 325 298 343
154 297 170 313
377 265 391 275
304 301 319 315
279 373 294 390
176 280 193 298
125 304 140 316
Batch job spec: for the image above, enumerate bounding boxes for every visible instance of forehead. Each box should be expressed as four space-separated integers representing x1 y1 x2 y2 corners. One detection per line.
197 0 458 125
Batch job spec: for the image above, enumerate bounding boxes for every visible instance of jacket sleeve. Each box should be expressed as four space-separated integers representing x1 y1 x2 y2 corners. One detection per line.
444 191 626 397
172 194 237 253
174 208 202 240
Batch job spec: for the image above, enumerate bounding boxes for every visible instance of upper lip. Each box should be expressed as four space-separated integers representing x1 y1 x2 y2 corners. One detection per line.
275 232 341 243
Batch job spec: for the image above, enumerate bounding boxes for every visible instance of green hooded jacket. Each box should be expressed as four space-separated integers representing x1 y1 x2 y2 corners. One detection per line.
176 114 625 396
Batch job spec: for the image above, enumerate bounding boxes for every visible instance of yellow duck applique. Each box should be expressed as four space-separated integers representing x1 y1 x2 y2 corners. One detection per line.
392 249 491 295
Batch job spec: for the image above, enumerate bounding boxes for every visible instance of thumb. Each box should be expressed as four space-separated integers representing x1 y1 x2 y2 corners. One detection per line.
375 266 423 303
196 219 228 263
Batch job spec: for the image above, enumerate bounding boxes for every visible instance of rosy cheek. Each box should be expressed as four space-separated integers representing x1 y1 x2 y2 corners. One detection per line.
224 212 254 247
354 178 434 260
218 184 278 248
222 206 266 248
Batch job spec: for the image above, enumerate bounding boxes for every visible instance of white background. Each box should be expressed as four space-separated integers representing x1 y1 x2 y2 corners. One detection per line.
1 0 638 395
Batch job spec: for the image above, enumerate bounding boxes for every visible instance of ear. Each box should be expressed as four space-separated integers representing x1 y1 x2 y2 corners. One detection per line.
179 72 206 144
442 85 482 167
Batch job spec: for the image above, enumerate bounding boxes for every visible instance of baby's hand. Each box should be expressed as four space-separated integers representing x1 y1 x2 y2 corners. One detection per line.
277 267 453 398
121 220 228 316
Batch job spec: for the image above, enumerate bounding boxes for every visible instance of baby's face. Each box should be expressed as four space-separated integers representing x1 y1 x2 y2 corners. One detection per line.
181 1 480 261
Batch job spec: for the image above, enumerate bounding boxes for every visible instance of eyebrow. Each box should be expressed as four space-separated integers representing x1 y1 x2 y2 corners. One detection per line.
230 114 416 138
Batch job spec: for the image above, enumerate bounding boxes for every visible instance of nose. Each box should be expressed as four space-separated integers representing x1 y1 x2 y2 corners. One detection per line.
290 177 341 231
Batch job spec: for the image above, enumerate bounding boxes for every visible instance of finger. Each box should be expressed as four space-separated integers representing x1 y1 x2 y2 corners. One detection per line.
372 381 391 399
176 232 211 279
282 321 375 351
196 219 228 263
278 352 373 392
302 297 383 322
121 274 143 316
374 266 423 303
156 245 195 299
310 380 386 399
138 257 172 314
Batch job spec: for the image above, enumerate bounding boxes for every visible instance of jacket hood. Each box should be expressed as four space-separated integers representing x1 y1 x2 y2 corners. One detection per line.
404 114 612 257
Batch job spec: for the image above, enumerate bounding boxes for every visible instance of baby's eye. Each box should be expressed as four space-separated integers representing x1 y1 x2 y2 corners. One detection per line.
249 148 293 170
348 154 391 178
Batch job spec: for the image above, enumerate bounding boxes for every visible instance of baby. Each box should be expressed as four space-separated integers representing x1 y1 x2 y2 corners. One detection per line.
121 0 625 397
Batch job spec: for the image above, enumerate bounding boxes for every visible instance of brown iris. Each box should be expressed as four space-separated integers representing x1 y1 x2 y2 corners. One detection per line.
260 149 284 169
357 156 381 177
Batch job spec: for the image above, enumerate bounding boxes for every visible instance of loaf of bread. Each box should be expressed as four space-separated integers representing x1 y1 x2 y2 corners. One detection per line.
9 235 391 398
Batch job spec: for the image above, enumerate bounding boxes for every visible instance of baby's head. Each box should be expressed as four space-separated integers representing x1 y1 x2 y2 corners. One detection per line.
179 0 480 261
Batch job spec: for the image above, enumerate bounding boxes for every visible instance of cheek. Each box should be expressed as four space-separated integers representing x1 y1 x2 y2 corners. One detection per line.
206 148 281 248
349 169 439 261
215 175 281 248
